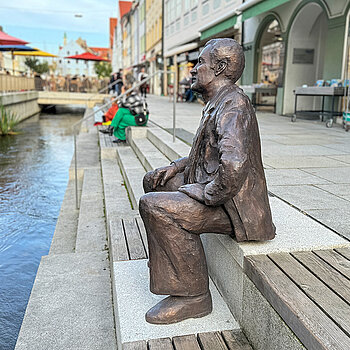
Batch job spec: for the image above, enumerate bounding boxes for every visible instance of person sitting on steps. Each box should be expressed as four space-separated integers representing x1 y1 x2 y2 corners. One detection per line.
110 91 149 143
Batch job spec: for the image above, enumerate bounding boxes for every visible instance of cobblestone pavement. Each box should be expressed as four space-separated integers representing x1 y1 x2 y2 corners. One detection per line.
146 95 350 240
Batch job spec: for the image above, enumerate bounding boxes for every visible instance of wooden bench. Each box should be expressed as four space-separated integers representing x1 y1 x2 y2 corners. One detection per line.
123 330 252 350
245 248 350 350
109 217 148 261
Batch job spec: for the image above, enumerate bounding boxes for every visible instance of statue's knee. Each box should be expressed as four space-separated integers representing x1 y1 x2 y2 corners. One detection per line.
143 171 154 193
139 192 154 215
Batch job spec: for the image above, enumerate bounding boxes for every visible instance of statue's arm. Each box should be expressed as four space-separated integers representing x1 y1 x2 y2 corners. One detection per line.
148 157 189 190
203 110 250 206
170 156 189 173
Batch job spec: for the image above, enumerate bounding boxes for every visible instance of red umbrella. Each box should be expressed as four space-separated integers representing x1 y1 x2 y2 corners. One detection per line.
0 31 28 45
65 52 110 61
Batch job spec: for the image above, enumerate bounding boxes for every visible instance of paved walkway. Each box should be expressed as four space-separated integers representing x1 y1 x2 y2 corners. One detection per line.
146 95 350 240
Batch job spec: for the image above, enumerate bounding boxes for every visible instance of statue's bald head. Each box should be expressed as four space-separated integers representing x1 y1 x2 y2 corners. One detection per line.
204 38 245 84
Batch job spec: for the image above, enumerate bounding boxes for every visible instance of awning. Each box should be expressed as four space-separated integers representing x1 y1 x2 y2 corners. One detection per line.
0 31 28 45
13 48 57 57
0 45 37 52
242 0 290 21
65 52 110 61
164 42 198 58
200 0 289 41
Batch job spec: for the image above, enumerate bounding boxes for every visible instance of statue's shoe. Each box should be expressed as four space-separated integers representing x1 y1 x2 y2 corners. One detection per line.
145 292 212 324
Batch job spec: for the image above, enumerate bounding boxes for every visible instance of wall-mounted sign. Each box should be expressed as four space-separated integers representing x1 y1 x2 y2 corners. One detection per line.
293 48 314 64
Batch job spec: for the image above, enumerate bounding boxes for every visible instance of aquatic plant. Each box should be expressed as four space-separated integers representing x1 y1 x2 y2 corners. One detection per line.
0 105 20 135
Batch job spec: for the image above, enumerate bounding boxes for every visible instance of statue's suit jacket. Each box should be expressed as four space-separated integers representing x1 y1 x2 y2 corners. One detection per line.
174 84 276 242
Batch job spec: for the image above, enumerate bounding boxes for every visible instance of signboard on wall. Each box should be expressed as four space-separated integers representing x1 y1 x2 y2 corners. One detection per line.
293 48 314 64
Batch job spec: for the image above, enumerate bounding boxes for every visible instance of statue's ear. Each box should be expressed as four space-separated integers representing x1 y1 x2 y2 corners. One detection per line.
215 60 227 76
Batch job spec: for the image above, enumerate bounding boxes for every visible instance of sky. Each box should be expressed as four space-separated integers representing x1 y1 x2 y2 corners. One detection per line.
0 0 118 53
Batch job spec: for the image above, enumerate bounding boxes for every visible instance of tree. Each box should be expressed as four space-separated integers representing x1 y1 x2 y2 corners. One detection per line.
94 61 112 78
24 58 50 74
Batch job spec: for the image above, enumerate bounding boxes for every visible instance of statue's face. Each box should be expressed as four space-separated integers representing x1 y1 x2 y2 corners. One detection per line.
190 46 215 93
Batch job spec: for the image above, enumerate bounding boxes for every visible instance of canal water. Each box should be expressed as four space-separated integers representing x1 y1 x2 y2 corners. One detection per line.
0 108 83 350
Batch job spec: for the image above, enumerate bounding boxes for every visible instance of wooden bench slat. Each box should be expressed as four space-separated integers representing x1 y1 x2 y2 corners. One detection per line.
245 254 350 350
173 334 201 350
136 216 149 253
314 249 350 280
109 219 129 260
293 251 350 304
335 247 350 261
198 332 228 350
270 253 350 340
148 337 173 350
221 330 253 350
123 218 147 260
123 340 147 350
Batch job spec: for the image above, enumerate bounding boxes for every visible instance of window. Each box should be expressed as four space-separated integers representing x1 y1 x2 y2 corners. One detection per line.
213 0 221 9
75 51 78 55
191 0 198 8
176 0 181 18
202 0 209 15
67 51 70 55
184 0 190 12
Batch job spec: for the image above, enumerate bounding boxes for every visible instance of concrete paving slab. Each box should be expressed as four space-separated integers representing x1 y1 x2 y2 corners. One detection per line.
113 260 239 348
262 144 348 157
263 156 347 169
265 169 331 186
210 196 350 268
15 251 116 350
323 143 350 153
269 185 349 210
314 183 350 198
301 167 350 184
324 155 350 164
306 209 350 240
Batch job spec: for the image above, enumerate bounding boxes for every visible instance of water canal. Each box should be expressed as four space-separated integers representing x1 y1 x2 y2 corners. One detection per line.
0 108 83 350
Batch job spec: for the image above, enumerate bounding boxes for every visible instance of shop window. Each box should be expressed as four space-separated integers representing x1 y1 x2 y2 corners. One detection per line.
258 19 284 87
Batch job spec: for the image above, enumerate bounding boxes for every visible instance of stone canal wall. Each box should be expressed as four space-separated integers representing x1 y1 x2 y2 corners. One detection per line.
0 91 40 122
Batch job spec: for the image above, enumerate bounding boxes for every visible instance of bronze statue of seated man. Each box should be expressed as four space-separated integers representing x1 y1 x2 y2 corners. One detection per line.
139 38 276 325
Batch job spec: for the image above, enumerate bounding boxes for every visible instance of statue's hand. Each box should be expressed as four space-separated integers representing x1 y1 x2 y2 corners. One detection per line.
151 165 178 189
178 183 205 203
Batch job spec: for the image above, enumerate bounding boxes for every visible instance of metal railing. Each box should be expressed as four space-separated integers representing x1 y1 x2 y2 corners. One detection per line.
73 69 176 209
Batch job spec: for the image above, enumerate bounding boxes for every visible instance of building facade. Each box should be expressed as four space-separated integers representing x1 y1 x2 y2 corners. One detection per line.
111 0 350 117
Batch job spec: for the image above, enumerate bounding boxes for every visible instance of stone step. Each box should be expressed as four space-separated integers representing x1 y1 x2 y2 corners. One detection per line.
49 178 82 254
75 168 107 253
101 156 135 221
116 146 146 210
15 251 116 350
146 127 191 160
113 259 240 349
131 137 170 172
